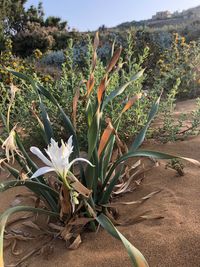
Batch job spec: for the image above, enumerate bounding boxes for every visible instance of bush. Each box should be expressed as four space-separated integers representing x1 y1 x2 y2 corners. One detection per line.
41 50 65 67
152 33 200 98
13 22 55 57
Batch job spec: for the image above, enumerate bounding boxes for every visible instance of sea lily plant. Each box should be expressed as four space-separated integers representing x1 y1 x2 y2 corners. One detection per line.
0 32 200 267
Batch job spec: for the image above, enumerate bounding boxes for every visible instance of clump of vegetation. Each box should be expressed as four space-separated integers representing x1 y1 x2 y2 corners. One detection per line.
1 2 200 150
153 33 200 98
1 33 199 267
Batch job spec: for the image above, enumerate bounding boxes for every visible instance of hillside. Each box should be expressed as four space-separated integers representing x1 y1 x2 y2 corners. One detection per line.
113 5 200 30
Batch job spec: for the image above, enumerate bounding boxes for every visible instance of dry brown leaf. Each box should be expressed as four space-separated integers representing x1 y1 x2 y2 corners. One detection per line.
123 213 164 225
5 232 35 242
113 169 141 195
22 221 41 231
97 76 107 105
109 190 161 206
59 186 71 217
122 93 142 113
6 213 34 227
86 73 95 96
98 118 114 158
68 217 94 226
106 47 122 73
48 223 65 232
11 239 23 256
60 225 73 241
69 235 82 250
141 190 161 201
91 51 97 72
70 180 92 198
93 31 99 51
72 87 80 130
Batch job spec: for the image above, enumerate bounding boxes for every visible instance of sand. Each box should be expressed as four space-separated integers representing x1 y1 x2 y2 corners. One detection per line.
1 99 200 267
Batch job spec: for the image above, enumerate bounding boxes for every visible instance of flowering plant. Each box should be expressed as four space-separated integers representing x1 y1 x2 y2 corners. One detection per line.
0 33 199 267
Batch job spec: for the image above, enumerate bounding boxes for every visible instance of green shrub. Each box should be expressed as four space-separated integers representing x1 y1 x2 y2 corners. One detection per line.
13 22 55 57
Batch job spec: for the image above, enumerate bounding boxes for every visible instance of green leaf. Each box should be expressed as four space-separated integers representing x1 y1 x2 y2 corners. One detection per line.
100 119 120 182
0 206 59 267
15 133 38 173
87 108 101 159
37 85 79 158
96 214 149 267
8 70 38 91
38 96 54 144
4 164 58 212
0 180 59 199
100 165 123 204
102 70 144 111
130 94 161 152
8 70 79 157
86 98 95 127
3 164 20 179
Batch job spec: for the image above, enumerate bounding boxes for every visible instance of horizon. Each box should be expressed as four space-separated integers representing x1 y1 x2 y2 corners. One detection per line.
25 0 200 31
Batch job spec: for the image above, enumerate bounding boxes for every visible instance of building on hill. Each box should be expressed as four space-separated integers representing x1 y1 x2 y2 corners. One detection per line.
152 11 172 20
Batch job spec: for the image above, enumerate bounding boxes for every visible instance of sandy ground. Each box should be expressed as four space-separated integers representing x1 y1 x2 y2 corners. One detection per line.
1 99 200 267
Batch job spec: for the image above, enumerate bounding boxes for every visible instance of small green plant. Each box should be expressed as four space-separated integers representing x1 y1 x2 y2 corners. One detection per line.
155 93 200 143
1 33 199 267
165 159 185 176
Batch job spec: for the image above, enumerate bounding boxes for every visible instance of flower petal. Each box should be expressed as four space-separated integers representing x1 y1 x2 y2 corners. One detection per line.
30 147 52 166
67 136 73 148
69 158 95 169
31 166 55 178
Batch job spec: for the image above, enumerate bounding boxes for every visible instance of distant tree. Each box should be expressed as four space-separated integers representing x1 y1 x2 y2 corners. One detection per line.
0 0 27 35
98 24 108 32
25 2 44 25
44 16 68 31
0 0 70 54
13 22 55 56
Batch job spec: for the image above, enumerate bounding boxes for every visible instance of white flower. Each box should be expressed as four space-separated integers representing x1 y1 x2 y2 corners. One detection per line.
30 136 93 180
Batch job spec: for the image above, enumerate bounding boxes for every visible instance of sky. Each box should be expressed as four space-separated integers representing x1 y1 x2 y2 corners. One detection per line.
25 0 200 31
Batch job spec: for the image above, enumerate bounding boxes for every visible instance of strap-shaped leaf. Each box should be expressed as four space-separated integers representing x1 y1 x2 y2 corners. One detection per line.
38 96 54 144
87 108 101 159
86 73 95 97
106 47 122 73
86 98 95 126
130 94 161 152
0 180 59 198
96 214 149 267
97 76 107 105
15 133 38 172
8 70 38 91
98 118 114 158
100 165 123 204
122 93 142 113
102 69 144 111
3 164 59 212
0 206 59 267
